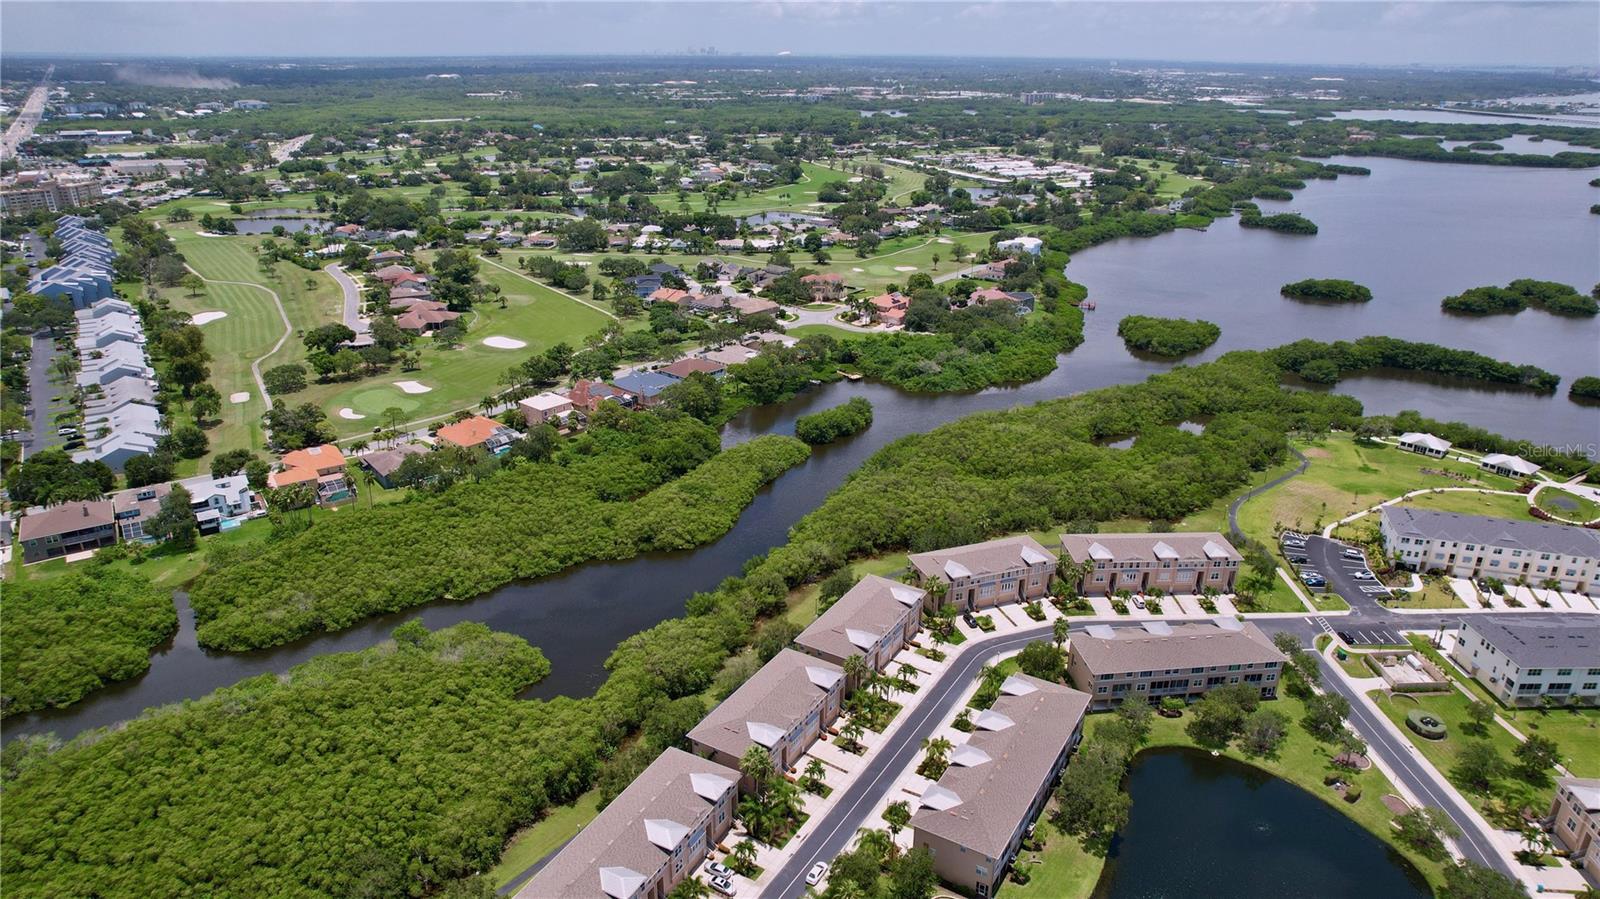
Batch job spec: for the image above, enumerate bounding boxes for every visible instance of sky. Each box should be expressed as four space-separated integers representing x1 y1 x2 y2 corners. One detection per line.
4 1 1598 67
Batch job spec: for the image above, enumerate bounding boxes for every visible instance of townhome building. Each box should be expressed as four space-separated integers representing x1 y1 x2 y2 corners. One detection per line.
688 648 843 788
1380 506 1600 595
1067 619 1286 710
794 574 930 676
908 536 1056 612
911 674 1090 897
1450 619 1600 707
1548 778 1600 886
1058 531 1241 596
514 748 739 899
18 500 117 563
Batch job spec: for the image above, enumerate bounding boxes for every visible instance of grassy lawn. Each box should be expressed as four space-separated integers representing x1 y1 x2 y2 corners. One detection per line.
1109 156 1211 200
1234 434 1516 546
1388 579 1466 609
1372 689 1554 819
1394 490 1531 520
1535 487 1600 523
13 514 273 588
819 231 996 295
1085 695 1449 893
645 161 863 217
1004 817 1105 899
489 789 602 893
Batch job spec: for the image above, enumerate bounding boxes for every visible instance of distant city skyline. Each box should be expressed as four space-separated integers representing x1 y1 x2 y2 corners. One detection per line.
4 1 1598 68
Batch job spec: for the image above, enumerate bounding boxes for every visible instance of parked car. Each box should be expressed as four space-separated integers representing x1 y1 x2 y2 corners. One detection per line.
704 862 734 880
1132 596 1146 610
1286 554 1308 565
1304 577 1326 588
709 875 736 896
961 612 978 628
806 862 830 886
1352 571 1375 580
1342 548 1364 560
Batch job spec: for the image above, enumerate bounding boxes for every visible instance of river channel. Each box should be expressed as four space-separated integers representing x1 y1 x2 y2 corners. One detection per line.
7 142 1599 744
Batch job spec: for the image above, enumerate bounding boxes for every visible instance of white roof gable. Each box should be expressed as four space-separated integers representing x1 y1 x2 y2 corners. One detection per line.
1087 541 1114 561
806 666 842 691
1152 541 1179 560
974 709 1015 731
1213 616 1244 632
1000 674 1038 696
950 744 992 767
643 818 690 851
690 771 733 802
889 584 926 606
747 721 785 747
943 559 972 579
1202 540 1230 559
919 784 963 810
845 628 881 651
599 866 647 899
1019 545 1052 566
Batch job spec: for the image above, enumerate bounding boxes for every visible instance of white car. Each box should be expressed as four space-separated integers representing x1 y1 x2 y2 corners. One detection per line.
1132 596 1146 610
1352 571 1375 580
806 862 830 886
704 861 734 880
709 874 736 896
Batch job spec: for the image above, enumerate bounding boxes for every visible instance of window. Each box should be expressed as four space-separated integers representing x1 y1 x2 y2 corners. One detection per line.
1558 669 1573 676
1582 683 1597 691
1548 683 1572 693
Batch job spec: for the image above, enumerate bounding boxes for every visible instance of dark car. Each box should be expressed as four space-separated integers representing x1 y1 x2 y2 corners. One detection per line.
962 612 978 628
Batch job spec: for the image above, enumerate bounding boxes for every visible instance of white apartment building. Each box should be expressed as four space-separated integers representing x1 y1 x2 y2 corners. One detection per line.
1381 506 1600 595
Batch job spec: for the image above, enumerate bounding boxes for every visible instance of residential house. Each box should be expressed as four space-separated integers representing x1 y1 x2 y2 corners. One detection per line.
267 444 353 504
1481 453 1541 480
867 291 910 327
518 392 574 427
660 358 726 380
995 235 1044 255
968 261 1009 281
435 415 522 455
367 249 409 267
624 274 665 298
110 474 255 540
911 674 1090 897
1548 778 1600 884
794 574 929 675
1067 619 1286 710
1449 619 1600 707
1397 432 1452 458
371 264 418 284
685 293 726 313
1058 532 1242 597
357 443 430 489
394 301 461 334
513 748 739 899
908 536 1056 612
800 272 846 301
687 648 844 786
18 500 118 562
730 296 780 317
611 371 678 407
566 379 635 413
703 345 760 368
1380 506 1600 594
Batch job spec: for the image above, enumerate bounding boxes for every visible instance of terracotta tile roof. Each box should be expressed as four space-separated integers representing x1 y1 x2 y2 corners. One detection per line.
435 415 507 449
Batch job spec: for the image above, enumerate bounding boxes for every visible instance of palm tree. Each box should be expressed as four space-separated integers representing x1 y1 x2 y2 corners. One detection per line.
882 801 911 859
1052 617 1070 650
738 745 773 794
895 663 919 694
855 828 895 867
842 653 869 693
729 838 759 876
839 718 866 754
921 736 953 776
802 757 827 794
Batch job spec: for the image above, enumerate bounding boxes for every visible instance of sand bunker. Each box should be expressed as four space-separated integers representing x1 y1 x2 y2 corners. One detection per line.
229 391 249 404
893 266 918 272
852 267 865 272
191 311 228 326
482 336 527 350
936 238 954 244
338 407 367 420
394 380 433 394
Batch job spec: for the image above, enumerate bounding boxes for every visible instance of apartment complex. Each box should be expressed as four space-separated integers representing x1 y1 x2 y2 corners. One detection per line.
17 500 117 563
687 648 843 785
908 536 1056 612
1380 506 1600 595
1548 778 1600 884
1058 531 1241 596
514 748 739 899
911 674 1090 897
1 172 102 217
73 297 164 468
1449 619 1600 707
794 574 929 674
28 215 115 307
1067 619 1286 710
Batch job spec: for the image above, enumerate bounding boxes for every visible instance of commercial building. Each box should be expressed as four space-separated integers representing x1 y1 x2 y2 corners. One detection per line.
1 172 102 217
687 648 843 786
1480 453 1541 479
1067 619 1286 710
1548 778 1600 883
1058 531 1241 596
1380 506 1600 595
794 574 929 675
514 748 739 899
911 674 1090 897
908 536 1056 612
1397 432 1451 458
1449 619 1600 707
267 444 353 504
18 500 117 563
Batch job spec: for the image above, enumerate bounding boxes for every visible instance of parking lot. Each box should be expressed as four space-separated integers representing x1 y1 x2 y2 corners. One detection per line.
1283 533 1390 612
1336 625 1407 646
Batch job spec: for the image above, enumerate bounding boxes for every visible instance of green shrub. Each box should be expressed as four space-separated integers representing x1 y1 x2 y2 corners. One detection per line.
793 397 874 445
1117 314 1221 357
1280 279 1372 303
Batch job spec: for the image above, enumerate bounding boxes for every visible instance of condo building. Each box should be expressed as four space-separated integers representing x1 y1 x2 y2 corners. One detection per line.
1058 531 1241 596
1067 619 1286 710
908 536 1056 612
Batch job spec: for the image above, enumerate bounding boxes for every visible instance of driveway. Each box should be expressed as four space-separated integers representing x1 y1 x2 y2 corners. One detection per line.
325 264 370 339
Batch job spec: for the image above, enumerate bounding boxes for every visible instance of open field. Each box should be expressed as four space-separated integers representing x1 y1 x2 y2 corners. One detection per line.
646 160 861 216
1393 490 1531 520
1234 435 1518 545
820 230 997 294
1535 487 1600 523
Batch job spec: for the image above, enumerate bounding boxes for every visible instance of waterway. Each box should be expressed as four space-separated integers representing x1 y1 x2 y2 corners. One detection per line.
7 150 1600 744
1090 748 1431 899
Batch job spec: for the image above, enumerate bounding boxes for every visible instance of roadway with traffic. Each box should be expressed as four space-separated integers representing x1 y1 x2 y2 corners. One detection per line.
1 71 52 162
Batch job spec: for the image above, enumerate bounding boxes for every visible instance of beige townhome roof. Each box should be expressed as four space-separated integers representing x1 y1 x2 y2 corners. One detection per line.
908 536 1057 583
794 574 927 661
911 675 1089 858
1060 531 1242 565
688 648 843 762
516 747 737 899
1070 619 1285 675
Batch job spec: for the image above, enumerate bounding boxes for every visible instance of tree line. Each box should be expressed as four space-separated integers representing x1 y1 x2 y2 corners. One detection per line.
1441 279 1597 317
794 397 874 445
1265 337 1561 393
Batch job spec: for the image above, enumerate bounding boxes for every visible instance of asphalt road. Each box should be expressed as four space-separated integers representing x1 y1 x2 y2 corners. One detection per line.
325 263 370 339
764 607 1595 896
1226 447 1310 535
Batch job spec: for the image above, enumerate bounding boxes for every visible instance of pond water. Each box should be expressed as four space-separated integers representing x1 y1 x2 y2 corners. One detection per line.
1090 748 1431 899
232 217 327 235
8 148 1599 745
